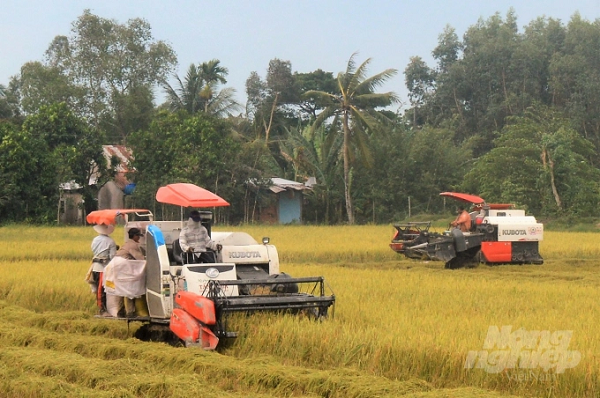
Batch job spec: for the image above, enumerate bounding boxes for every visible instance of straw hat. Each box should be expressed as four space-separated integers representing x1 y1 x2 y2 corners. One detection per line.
93 224 115 235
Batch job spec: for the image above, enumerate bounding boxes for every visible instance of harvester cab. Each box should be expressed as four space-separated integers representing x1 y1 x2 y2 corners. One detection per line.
86 183 335 350
390 192 544 269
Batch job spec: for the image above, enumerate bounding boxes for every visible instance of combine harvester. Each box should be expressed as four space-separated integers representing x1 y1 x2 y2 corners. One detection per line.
87 183 335 349
390 192 544 269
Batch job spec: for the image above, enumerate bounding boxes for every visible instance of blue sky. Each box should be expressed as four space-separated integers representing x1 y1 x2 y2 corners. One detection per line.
3 1 600 109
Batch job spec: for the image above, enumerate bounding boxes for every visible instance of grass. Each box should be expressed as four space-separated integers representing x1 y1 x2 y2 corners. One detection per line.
0 224 598 397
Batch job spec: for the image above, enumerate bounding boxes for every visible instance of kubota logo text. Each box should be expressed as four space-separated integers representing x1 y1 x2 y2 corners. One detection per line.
501 229 528 236
228 251 261 259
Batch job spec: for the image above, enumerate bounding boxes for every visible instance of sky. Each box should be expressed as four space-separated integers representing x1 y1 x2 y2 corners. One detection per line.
3 1 600 110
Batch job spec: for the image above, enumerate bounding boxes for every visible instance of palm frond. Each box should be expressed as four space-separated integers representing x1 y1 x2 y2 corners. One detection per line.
344 52 359 77
303 89 337 105
349 105 380 132
356 68 398 93
347 57 372 95
161 76 185 112
350 121 374 167
355 92 399 108
206 87 243 117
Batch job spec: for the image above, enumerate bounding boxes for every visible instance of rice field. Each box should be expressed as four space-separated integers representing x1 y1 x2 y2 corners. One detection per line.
0 224 598 397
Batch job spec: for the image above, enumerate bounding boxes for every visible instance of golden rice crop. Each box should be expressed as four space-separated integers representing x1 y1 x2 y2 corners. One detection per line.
0 224 597 397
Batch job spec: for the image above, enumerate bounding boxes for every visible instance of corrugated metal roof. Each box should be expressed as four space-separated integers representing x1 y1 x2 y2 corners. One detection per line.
103 145 133 172
88 145 134 185
268 177 313 193
59 181 82 190
247 177 313 193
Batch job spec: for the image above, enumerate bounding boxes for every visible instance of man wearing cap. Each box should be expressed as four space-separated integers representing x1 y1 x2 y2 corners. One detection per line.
106 227 146 317
179 210 222 263
116 228 145 260
87 224 117 314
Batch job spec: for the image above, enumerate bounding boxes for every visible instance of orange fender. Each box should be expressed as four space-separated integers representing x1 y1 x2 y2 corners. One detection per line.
170 308 200 343
175 291 216 325
170 308 219 350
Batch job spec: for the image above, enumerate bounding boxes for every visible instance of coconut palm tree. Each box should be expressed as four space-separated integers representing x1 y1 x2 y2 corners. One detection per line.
163 64 204 114
162 60 240 116
198 59 228 112
280 123 343 224
305 53 398 224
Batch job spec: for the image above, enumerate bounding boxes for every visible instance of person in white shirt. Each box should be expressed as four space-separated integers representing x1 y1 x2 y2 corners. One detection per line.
87 224 117 314
179 210 221 263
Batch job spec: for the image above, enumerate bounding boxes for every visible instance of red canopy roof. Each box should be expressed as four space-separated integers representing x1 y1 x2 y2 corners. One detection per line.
86 209 151 225
155 183 230 208
439 192 485 204
440 192 514 209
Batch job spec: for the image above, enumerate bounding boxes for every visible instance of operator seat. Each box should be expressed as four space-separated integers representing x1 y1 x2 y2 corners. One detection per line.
469 211 478 232
172 239 184 265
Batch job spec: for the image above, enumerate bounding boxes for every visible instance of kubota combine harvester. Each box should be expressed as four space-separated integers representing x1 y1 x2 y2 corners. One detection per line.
390 192 544 269
87 183 335 349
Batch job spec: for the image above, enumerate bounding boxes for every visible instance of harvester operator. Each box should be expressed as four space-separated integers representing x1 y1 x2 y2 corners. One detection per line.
451 206 472 232
179 210 222 263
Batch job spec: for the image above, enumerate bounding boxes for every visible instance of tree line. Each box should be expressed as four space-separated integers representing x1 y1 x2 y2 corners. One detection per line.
1 9 599 224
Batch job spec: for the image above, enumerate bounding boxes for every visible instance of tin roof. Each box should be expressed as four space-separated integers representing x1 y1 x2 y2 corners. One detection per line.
88 145 134 185
103 145 133 173
247 177 314 193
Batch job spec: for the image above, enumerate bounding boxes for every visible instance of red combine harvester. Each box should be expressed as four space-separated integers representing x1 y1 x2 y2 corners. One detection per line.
390 192 544 269
87 183 335 349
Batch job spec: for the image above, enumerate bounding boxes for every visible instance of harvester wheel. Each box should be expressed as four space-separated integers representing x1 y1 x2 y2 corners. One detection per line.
300 307 328 321
466 256 480 268
134 324 182 347
444 257 463 269
472 250 486 266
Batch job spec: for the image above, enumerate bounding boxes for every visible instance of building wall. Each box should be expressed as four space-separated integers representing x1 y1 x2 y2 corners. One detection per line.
58 192 84 225
278 190 302 224
258 202 278 224
98 180 125 210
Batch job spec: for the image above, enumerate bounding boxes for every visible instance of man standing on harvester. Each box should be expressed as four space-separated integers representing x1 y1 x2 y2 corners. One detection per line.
116 228 145 260
179 210 222 263
87 224 117 314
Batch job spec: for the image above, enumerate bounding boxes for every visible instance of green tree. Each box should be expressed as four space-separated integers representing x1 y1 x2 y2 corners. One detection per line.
549 13 600 156
44 10 176 141
306 53 398 224
0 85 11 120
0 80 22 121
405 11 568 156
127 111 244 221
0 122 40 220
23 103 106 214
464 104 600 217
294 69 338 120
243 59 303 190
0 103 103 222
245 59 297 143
16 61 79 115
404 56 435 126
